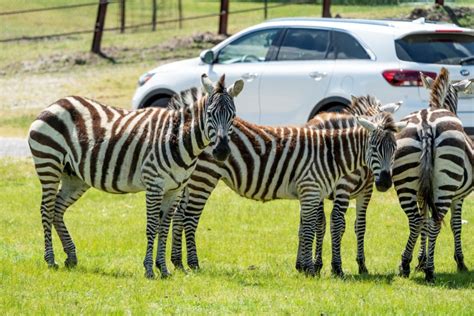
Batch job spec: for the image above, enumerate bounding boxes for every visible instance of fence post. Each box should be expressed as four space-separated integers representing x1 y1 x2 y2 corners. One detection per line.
218 0 229 35
120 0 125 33
435 0 444 5
322 0 331 18
152 0 157 31
264 0 268 20
178 0 183 29
92 0 114 61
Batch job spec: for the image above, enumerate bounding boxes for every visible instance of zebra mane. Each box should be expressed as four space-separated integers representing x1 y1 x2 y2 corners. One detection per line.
372 111 397 133
345 95 382 116
429 67 454 113
167 87 206 111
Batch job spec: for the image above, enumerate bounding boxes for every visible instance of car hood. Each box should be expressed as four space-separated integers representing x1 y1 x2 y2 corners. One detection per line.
149 57 202 74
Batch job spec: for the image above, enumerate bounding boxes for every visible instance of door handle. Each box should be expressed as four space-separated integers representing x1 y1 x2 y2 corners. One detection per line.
241 72 258 81
309 71 327 81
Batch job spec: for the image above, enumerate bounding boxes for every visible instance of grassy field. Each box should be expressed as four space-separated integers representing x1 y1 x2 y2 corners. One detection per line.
1 159 474 314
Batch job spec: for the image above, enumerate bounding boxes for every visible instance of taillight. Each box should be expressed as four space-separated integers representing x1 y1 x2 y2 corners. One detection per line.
382 70 437 87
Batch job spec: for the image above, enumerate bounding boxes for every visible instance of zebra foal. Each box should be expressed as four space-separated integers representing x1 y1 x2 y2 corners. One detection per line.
171 96 406 275
393 68 473 282
28 74 242 279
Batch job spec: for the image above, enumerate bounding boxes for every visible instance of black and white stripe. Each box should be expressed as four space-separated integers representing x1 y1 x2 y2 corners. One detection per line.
171 96 404 274
393 69 473 282
28 74 242 278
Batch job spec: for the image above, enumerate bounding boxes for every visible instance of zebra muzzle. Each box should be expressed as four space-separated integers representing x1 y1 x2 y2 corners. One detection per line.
375 170 392 192
212 136 230 161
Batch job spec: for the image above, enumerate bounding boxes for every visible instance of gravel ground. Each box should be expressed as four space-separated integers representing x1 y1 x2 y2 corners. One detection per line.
0 137 30 157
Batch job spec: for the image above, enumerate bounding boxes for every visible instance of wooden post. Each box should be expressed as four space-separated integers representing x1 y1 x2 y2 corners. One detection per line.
178 0 183 29
435 0 444 5
218 0 229 35
120 0 125 33
152 0 157 31
322 0 331 18
92 0 108 54
264 0 268 20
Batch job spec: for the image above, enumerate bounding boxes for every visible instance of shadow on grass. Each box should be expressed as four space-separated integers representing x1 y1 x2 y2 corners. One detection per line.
75 266 136 279
411 270 474 289
338 272 397 284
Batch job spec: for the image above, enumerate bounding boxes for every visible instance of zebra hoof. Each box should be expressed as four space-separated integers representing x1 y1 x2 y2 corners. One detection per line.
188 262 200 271
358 265 369 275
331 267 344 278
314 262 323 275
144 269 155 280
65 257 78 269
295 261 303 272
48 262 59 270
398 262 410 278
457 263 468 272
160 271 171 279
172 260 185 271
425 270 435 283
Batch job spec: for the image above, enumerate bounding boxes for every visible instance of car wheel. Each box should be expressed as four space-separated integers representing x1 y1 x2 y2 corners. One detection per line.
323 103 346 113
146 96 171 108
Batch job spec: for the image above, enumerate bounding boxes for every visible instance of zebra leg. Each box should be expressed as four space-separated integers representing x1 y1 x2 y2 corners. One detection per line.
415 218 428 272
451 199 467 272
295 214 304 272
298 191 319 276
354 185 372 275
38 172 61 269
143 188 164 279
313 202 326 275
424 214 446 282
53 174 89 268
183 181 216 270
330 193 349 277
155 192 180 278
171 188 189 270
398 197 423 278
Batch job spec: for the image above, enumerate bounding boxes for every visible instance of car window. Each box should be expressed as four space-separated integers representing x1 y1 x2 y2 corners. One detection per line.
276 29 330 61
395 33 474 65
216 29 280 64
327 31 370 60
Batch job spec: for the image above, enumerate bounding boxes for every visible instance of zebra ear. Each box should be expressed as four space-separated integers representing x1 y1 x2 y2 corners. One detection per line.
394 121 408 132
379 101 402 113
350 95 358 105
420 72 435 89
201 73 214 94
227 79 244 97
453 79 472 93
356 116 377 132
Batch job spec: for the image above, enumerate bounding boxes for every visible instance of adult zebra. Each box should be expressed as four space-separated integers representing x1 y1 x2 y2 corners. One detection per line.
298 96 401 276
393 68 473 282
171 95 406 275
415 69 472 272
28 74 243 279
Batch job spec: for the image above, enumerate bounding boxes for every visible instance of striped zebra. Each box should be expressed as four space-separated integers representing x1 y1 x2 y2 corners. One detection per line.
393 68 473 282
171 96 406 275
299 96 401 276
27 74 243 279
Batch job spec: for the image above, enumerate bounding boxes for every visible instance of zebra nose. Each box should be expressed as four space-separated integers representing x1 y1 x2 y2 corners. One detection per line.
212 136 230 161
375 170 392 192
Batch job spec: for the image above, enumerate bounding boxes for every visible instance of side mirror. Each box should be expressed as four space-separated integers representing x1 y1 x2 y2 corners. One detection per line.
200 49 215 64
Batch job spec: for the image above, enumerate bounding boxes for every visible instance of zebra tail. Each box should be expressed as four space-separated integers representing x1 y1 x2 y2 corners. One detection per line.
417 121 440 222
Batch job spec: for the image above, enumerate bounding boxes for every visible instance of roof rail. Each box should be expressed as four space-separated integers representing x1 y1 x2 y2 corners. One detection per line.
266 17 394 27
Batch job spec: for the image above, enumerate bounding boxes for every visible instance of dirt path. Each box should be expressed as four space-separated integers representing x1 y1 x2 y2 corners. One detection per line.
0 137 30 157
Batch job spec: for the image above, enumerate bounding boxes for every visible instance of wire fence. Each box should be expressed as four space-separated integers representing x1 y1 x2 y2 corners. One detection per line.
0 0 312 44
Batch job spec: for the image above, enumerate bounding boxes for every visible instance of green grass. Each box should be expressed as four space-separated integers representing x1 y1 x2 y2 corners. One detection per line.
1 158 474 314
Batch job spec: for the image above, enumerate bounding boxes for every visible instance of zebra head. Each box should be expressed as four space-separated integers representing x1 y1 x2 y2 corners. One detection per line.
421 67 472 114
201 73 243 161
357 113 407 192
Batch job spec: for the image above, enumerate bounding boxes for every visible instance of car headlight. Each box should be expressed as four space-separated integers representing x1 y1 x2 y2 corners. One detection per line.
138 72 155 87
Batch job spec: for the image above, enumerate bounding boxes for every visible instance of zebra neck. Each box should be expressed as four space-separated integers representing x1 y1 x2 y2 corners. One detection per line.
177 100 210 160
320 127 368 177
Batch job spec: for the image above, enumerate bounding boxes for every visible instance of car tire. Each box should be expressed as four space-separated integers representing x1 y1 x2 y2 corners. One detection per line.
148 96 171 108
323 103 346 113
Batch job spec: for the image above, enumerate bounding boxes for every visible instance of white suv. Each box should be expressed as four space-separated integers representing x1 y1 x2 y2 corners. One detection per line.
132 18 474 133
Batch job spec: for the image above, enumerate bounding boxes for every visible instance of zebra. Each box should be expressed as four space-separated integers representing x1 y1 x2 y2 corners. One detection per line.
298 96 402 276
27 74 243 279
393 68 473 282
171 96 406 275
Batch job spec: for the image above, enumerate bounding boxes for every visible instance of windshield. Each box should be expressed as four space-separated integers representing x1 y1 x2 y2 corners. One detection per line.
395 33 474 65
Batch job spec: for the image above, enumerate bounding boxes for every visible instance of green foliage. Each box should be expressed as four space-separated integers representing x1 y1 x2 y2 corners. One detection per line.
1 159 474 314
